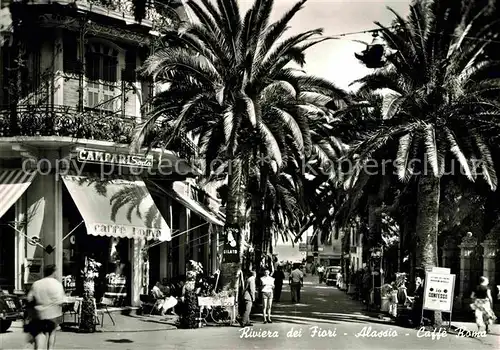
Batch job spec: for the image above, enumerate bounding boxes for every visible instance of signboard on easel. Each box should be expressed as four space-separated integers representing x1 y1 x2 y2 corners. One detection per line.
423 272 456 313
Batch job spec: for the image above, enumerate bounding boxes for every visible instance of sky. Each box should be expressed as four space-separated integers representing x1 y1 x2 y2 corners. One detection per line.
238 0 411 90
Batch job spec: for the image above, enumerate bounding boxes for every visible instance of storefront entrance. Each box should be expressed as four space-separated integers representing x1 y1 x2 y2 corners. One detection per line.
62 183 132 305
0 208 15 291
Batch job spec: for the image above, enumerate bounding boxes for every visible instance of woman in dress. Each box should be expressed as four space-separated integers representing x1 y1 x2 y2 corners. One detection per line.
471 276 497 333
179 271 200 329
261 269 275 324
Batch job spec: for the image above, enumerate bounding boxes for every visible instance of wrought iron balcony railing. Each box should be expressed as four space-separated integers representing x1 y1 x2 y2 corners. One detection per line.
0 104 199 161
21 0 182 32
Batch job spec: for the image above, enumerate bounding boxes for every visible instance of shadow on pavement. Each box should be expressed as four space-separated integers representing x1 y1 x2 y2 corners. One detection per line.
105 339 134 343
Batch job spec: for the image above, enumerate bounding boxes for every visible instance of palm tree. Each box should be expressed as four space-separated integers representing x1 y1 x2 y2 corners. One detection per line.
345 0 500 325
134 0 332 292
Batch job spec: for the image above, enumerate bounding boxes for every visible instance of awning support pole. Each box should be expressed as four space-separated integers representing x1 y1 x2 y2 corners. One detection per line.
144 222 209 250
62 220 84 242
8 224 45 249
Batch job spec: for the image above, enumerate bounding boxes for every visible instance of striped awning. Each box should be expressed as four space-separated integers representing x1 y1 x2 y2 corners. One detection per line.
0 170 37 219
61 175 171 241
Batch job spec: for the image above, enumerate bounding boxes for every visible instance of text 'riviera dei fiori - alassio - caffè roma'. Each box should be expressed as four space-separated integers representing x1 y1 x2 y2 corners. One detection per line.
93 223 163 240
77 148 154 168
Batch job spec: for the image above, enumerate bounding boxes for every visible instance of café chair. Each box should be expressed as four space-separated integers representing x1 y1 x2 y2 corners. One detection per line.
95 296 115 326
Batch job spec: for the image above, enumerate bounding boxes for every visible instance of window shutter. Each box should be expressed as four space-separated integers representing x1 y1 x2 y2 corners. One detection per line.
123 48 137 82
63 32 79 74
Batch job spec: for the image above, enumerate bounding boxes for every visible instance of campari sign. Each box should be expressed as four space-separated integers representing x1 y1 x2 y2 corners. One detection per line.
76 148 154 168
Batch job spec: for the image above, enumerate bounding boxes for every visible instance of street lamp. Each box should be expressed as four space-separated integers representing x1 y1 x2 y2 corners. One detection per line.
354 31 397 69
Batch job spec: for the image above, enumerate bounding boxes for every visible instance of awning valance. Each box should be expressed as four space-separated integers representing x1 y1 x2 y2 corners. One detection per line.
61 175 171 241
154 181 224 227
0 170 37 219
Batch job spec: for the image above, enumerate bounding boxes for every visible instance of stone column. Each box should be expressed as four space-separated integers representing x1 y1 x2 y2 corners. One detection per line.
481 232 498 285
131 238 145 306
210 225 218 273
25 168 63 281
178 207 188 275
441 237 456 268
458 232 477 307
15 195 26 291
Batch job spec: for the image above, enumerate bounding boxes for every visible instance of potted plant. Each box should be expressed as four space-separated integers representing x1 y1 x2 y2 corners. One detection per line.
79 257 101 333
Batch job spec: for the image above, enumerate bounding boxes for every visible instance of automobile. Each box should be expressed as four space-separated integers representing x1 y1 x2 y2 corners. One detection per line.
325 266 342 286
0 280 24 332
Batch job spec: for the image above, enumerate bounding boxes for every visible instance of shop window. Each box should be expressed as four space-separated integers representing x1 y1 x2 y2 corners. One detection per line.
85 42 120 113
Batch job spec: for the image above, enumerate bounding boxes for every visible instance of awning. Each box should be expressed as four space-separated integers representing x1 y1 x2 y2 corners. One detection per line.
0 170 37 219
155 181 224 227
61 175 171 241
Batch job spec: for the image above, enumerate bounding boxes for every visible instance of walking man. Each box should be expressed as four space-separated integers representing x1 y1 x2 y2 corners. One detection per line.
26 265 65 350
289 264 304 303
317 265 325 284
240 270 256 326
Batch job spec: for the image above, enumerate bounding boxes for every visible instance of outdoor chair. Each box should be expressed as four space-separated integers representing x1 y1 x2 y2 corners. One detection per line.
139 294 162 315
68 299 81 324
95 296 116 326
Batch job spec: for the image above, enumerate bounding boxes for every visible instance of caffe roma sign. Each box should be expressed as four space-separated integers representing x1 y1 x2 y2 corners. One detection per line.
77 148 154 168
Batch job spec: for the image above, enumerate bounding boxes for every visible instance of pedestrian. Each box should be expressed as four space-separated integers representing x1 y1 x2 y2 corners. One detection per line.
261 269 275 323
26 264 65 350
362 266 372 306
317 265 325 284
411 275 425 326
240 270 256 327
289 264 304 303
336 271 343 289
470 276 497 333
272 266 285 302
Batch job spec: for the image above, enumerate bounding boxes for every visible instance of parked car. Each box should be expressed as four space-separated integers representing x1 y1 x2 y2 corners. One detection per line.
0 290 24 332
0 279 24 332
325 266 341 286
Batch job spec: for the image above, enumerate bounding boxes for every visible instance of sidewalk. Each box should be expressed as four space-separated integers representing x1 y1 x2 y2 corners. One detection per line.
8 312 177 334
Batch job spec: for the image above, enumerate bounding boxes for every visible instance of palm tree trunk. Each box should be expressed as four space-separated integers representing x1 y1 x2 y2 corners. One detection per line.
415 174 442 327
220 157 248 295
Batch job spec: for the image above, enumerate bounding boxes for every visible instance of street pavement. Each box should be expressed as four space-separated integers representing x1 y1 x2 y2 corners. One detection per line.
1 275 498 349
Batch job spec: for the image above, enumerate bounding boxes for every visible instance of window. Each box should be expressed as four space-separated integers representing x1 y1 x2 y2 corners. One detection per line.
85 43 120 112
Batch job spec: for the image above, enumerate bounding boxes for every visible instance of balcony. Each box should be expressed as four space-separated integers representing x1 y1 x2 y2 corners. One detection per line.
18 0 182 32
0 104 199 160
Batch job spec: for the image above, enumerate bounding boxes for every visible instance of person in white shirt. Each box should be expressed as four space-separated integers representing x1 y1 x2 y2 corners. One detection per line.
260 269 275 323
26 265 66 350
317 265 325 284
289 265 304 303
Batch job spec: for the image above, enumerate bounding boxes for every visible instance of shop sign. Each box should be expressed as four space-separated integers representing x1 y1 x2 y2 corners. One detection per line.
77 148 154 168
423 272 456 312
93 223 164 240
222 228 239 263
25 258 43 284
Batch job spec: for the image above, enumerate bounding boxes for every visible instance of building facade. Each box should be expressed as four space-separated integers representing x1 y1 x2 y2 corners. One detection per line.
0 0 223 307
